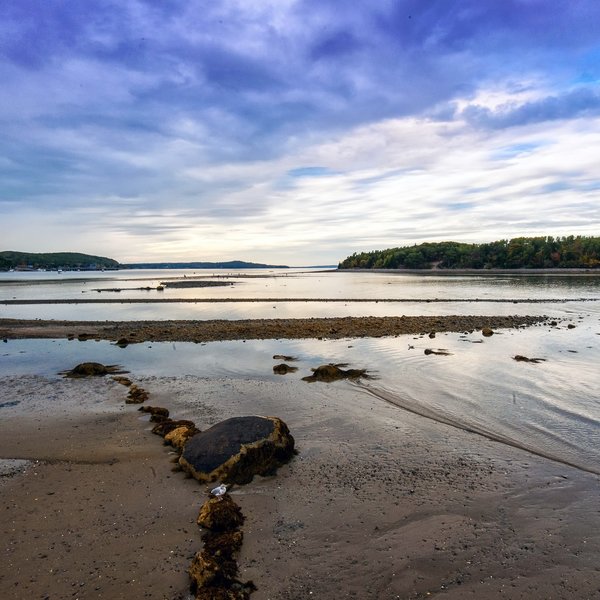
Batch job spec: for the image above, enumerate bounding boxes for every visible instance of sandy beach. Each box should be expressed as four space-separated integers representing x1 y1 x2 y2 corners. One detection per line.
1 317 599 599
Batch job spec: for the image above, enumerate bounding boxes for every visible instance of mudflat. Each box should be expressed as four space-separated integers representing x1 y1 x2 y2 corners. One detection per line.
0 314 547 343
1 370 599 599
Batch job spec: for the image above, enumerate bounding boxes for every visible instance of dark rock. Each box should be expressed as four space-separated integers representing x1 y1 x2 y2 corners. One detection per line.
428 332 436 338
179 416 295 484
115 338 130 347
301 364 367 382
567 323 576 329
481 327 494 337
273 363 298 375
62 362 125 378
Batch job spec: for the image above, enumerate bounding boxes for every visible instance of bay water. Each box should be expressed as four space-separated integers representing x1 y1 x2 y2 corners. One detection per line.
1 269 598 475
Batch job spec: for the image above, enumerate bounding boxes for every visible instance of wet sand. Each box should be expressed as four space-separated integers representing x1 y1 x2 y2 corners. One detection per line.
0 314 547 343
1 369 599 599
0 376 202 599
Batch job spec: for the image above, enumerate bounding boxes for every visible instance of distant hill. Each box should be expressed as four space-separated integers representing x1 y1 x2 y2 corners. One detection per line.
338 236 600 270
122 260 289 269
0 251 120 271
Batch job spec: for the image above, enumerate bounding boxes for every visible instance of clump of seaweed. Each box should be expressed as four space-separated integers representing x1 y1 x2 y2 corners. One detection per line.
61 362 127 378
190 493 255 599
513 355 546 363
424 348 452 356
138 405 170 422
273 363 298 374
125 384 149 404
302 363 368 383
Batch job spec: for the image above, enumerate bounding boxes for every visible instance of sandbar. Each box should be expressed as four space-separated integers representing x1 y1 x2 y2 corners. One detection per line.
0 314 547 343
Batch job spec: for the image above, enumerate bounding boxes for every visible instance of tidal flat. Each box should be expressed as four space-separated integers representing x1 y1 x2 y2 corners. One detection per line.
0 270 598 598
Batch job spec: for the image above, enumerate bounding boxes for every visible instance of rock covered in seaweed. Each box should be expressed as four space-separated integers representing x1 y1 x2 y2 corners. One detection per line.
272 363 298 374
165 424 199 450
197 494 245 531
152 419 198 437
189 550 238 589
301 363 367 383
62 362 125 378
201 530 243 558
179 416 295 484
138 405 170 422
125 384 149 404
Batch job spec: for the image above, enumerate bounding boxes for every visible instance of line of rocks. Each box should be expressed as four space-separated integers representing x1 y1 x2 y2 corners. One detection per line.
61 362 295 599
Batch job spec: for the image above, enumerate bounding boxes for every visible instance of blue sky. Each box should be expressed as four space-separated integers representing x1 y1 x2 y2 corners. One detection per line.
1 0 599 264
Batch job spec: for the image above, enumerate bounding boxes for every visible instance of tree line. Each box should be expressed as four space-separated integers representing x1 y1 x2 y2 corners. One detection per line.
0 251 120 271
338 236 600 270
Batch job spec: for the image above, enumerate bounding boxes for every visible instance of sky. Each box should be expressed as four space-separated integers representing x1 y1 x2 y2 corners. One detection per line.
1 0 600 265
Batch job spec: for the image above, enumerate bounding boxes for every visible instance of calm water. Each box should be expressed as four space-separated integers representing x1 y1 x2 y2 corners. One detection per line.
0 269 599 475
0 268 598 320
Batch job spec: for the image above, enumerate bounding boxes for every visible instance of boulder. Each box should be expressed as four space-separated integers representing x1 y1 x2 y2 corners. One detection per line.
179 416 295 484
481 327 494 337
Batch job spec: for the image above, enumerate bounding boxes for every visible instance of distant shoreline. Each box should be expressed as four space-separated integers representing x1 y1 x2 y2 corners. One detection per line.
0 296 596 305
335 267 600 275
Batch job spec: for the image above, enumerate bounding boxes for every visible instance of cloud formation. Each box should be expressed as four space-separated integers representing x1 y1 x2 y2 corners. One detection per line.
1 0 599 263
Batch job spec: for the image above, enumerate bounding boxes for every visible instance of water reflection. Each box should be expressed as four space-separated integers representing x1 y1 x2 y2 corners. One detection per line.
1 313 598 475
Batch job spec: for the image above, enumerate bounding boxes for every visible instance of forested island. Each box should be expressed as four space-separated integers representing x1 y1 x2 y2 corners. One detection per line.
0 251 119 271
122 260 288 269
338 236 600 270
0 252 289 272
